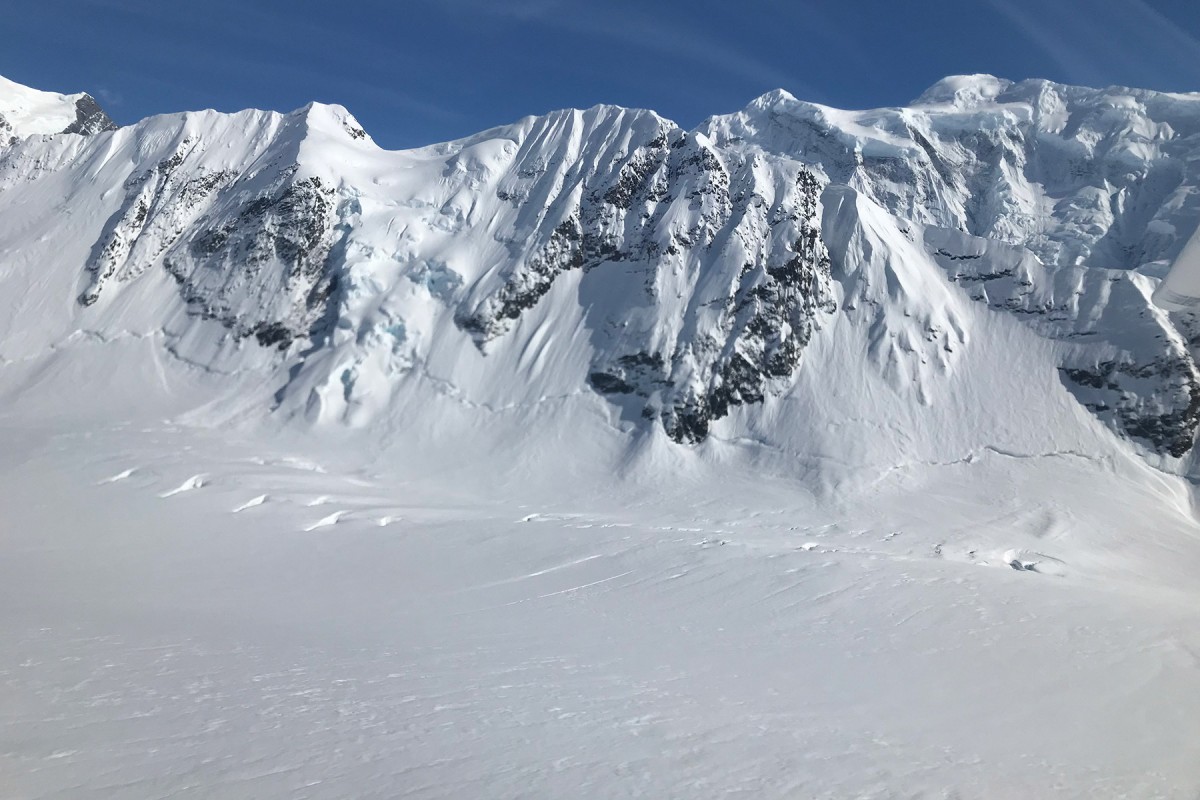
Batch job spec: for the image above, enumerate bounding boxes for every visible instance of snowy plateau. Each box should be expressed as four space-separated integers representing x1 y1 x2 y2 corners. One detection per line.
4 71 1200 798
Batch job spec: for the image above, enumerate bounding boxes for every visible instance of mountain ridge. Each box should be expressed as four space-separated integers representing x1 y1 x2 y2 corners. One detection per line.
2 72 1199 482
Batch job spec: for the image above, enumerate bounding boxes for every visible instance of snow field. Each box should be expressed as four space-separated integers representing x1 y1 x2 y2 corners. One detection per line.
3 423 1200 798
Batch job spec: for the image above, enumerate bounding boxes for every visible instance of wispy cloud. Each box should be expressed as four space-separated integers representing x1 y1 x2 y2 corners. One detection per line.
94 87 124 108
429 0 820 98
984 0 1085 80
985 0 1200 89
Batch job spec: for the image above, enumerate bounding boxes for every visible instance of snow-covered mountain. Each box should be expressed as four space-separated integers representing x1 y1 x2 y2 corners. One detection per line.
10 73 1200 800
2 72 1200 479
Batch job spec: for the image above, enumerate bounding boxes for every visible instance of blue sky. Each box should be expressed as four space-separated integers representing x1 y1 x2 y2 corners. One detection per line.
4 0 1199 149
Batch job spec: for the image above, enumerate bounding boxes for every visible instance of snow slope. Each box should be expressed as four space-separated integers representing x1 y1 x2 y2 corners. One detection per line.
4 73 1200 798
5 421 1200 799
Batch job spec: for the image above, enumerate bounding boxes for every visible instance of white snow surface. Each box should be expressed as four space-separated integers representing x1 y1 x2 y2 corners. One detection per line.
4 73 1200 797
1156 223 1200 310
6 421 1200 799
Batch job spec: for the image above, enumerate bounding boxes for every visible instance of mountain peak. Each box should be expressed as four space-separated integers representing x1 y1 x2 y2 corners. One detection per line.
0 73 117 143
294 100 372 144
911 74 1014 108
750 88 799 108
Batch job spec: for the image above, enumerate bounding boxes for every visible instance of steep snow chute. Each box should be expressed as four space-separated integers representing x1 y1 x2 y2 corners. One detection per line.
1153 225 1200 311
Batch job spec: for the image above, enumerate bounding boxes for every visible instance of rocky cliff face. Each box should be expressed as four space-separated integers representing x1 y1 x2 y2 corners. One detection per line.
1 73 1199 465
61 94 118 136
64 107 351 350
454 115 837 442
923 224 1200 458
704 76 1200 457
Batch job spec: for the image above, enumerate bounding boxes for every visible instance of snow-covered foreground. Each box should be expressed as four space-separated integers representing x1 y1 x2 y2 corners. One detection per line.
4 420 1200 799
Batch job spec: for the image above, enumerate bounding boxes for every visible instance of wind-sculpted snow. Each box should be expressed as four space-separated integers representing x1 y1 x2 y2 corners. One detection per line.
2 73 1200 467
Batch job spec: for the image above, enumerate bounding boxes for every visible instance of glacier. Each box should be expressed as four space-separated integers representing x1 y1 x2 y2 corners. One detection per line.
4 72 1200 798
